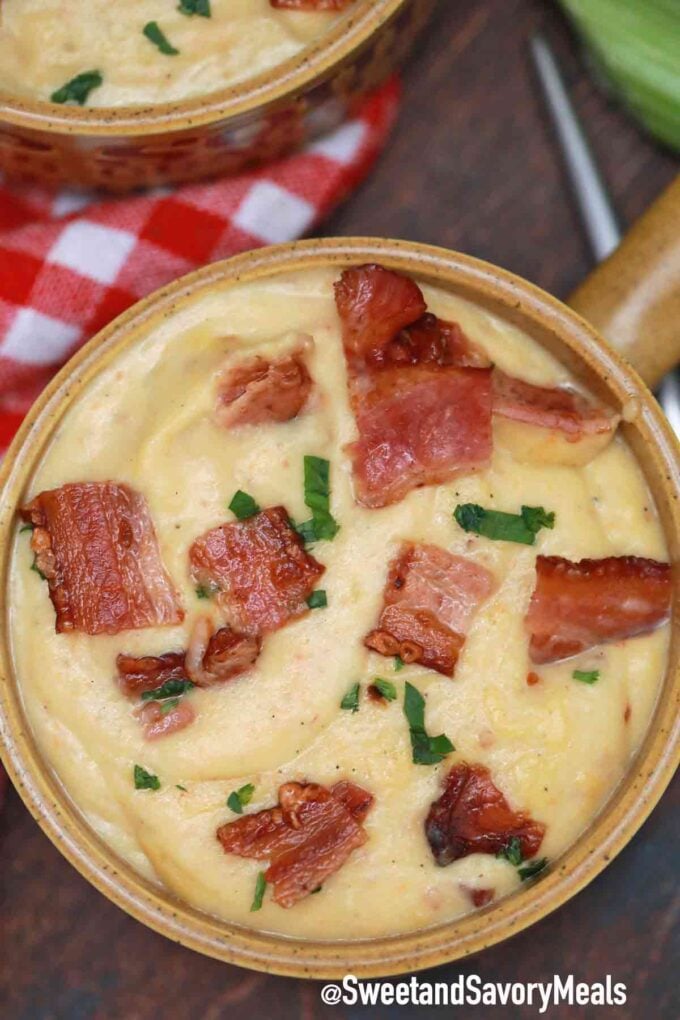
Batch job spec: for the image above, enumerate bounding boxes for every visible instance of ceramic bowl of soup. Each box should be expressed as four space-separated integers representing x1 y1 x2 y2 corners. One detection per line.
0 0 434 191
0 237 678 978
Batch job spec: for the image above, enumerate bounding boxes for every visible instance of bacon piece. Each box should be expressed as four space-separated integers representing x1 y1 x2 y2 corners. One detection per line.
348 364 493 508
526 555 672 664
185 616 261 686
425 762 545 866
271 0 353 9
388 313 491 370
136 699 196 741
460 884 495 908
215 339 313 428
365 543 496 676
116 651 188 697
189 506 324 635
217 780 373 907
21 482 183 636
334 264 426 367
526 671 541 687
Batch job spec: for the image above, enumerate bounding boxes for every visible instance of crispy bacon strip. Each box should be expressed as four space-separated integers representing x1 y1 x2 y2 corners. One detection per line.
184 616 261 686
21 482 183 635
461 885 495 908
335 265 493 508
135 699 196 741
217 780 373 907
116 651 187 697
493 370 617 438
365 543 496 676
425 762 545 866
215 339 313 428
526 555 672 664
189 506 324 635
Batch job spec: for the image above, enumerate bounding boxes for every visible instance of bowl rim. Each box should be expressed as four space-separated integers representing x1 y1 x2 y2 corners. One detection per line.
0 236 678 979
0 0 407 136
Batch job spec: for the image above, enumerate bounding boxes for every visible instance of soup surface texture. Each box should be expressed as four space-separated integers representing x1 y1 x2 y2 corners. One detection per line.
9 265 669 939
0 0 350 107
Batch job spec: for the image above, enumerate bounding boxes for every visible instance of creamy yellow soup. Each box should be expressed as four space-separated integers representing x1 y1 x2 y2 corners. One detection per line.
0 1 348 107
9 267 668 939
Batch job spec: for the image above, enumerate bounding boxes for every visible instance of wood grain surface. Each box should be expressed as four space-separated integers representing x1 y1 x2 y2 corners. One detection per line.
1 1 678 1017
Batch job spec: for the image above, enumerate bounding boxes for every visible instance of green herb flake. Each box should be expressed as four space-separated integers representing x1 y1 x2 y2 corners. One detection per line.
134 765 160 791
30 555 46 580
250 871 267 912
394 656 405 672
143 22 180 55
140 679 194 702
228 490 261 520
573 669 600 685
158 698 180 716
518 857 548 882
176 784 188 792
51 70 103 105
294 519 318 545
403 682 454 765
227 783 255 814
178 0 211 16
311 885 323 894
340 682 360 713
454 503 555 545
496 836 523 867
372 678 397 702
195 585 211 599
19 524 34 534
306 590 327 610
303 455 340 541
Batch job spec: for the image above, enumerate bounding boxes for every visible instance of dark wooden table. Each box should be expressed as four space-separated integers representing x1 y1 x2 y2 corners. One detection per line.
2 2 677 1017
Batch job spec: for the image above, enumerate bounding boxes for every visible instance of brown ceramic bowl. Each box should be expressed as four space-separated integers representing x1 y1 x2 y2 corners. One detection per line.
0 237 678 978
0 0 434 192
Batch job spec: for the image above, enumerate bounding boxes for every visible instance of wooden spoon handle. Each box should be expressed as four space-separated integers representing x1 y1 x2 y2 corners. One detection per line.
568 175 680 390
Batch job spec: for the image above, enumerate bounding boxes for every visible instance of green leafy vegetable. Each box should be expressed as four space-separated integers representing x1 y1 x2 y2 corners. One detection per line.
143 22 180 55
51 70 103 105
302 455 340 541
497 836 523 867
178 0 211 16
294 519 318 545
250 872 267 911
229 490 260 520
518 857 548 882
195 586 211 599
306 590 327 610
573 669 600 685
454 503 555 545
176 784 188 792
340 682 360 713
227 783 255 814
372 678 397 702
134 765 160 791
394 656 405 672
158 698 180 716
403 682 454 765
559 0 680 152
140 678 194 702
30 555 46 580
19 524 34 534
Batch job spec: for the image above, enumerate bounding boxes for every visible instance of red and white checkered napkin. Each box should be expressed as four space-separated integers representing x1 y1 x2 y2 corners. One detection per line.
0 78 399 455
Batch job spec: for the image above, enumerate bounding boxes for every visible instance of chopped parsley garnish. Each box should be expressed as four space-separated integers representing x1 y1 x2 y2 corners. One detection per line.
573 669 600 685
403 682 454 765
229 490 260 520
301 455 340 542
176 784 188 792
306 590 327 610
140 678 194 702
195 586 211 599
30 555 46 580
19 524 34 533
340 682 360 713
394 656 405 672
134 765 160 791
311 885 323 894
158 698 180 716
227 783 255 814
518 857 548 882
178 0 211 16
294 519 318 545
250 871 267 912
143 22 180 55
454 503 555 545
372 678 397 702
496 836 523 867
50 70 103 105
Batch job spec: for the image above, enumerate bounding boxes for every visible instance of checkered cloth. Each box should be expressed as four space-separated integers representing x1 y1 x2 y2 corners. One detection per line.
0 78 399 455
